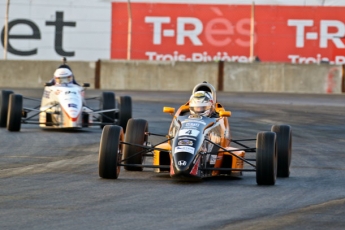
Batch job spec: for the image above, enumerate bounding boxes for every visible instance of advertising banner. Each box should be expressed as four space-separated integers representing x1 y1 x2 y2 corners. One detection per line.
111 3 345 64
0 1 111 61
1 0 344 63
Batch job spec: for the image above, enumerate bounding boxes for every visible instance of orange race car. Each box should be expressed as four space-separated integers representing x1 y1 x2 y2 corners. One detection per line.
98 82 292 185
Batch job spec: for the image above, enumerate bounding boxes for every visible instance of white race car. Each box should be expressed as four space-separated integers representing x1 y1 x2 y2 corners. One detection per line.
0 83 132 132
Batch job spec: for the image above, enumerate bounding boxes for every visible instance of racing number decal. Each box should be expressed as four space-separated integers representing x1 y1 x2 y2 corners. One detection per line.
178 129 200 137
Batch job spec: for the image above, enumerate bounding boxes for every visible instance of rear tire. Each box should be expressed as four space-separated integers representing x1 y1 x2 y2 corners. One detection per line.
0 90 14 127
256 132 277 185
82 112 89 127
98 125 124 179
123 119 148 171
100 92 116 128
118 96 132 132
271 125 292 177
7 94 23 132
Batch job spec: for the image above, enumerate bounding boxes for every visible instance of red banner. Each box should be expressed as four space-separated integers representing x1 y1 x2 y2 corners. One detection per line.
111 3 345 64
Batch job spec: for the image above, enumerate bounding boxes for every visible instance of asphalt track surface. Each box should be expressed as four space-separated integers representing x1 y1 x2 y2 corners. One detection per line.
1 88 345 230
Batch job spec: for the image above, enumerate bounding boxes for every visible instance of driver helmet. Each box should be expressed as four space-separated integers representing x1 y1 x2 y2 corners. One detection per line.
53 68 73 84
189 91 214 117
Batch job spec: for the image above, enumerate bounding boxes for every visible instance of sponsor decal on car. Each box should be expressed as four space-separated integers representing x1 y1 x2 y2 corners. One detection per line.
65 91 77 95
43 90 50 98
68 103 77 108
174 146 195 154
186 122 200 126
182 119 206 125
178 140 193 146
177 160 187 166
210 155 217 164
183 122 201 129
178 136 196 141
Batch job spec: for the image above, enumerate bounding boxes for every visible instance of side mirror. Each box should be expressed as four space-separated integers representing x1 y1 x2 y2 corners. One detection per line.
44 82 53 86
82 83 90 87
163 107 175 114
219 111 231 117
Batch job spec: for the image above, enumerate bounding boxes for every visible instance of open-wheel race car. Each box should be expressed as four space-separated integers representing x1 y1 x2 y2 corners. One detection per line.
0 82 131 132
98 82 292 185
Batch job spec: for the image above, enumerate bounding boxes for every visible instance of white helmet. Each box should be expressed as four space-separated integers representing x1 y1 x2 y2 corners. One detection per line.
189 91 214 117
54 68 73 84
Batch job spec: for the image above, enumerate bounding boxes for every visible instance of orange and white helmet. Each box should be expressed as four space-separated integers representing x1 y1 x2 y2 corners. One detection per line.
189 91 214 117
54 68 73 84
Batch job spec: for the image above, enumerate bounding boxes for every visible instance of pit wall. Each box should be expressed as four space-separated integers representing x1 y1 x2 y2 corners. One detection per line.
0 60 343 94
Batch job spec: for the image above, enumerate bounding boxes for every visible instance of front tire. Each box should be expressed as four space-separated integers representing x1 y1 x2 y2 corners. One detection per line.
7 94 23 132
118 96 132 132
98 125 124 179
271 125 292 177
256 132 277 185
123 119 148 171
0 90 14 127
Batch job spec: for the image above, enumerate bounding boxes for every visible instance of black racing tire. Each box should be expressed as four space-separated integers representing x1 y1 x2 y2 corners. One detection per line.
271 125 292 177
100 92 116 128
118 96 132 132
123 119 148 171
0 90 14 127
82 112 89 127
7 94 23 132
98 125 124 179
256 131 277 185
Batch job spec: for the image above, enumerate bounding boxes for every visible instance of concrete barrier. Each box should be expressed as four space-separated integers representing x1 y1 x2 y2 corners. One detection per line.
0 60 343 94
99 60 219 91
223 62 343 94
0 60 96 89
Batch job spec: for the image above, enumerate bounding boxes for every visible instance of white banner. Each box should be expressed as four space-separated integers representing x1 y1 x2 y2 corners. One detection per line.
0 0 111 61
